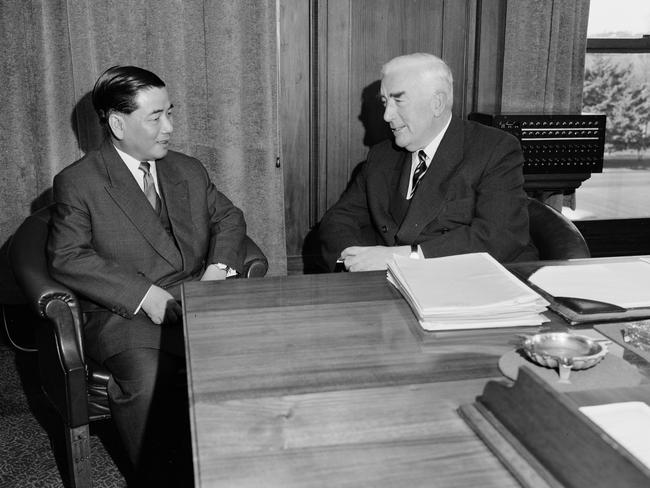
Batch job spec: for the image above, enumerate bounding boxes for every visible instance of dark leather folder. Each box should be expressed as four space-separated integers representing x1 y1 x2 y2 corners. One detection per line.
508 259 650 326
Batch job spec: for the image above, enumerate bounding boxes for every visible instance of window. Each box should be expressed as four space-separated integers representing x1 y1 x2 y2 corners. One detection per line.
571 0 650 220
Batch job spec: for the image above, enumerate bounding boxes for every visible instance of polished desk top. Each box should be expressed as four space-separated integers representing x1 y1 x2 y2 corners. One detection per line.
181 270 568 487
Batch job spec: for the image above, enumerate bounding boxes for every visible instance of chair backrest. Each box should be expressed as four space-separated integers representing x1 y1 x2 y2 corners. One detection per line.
528 197 590 260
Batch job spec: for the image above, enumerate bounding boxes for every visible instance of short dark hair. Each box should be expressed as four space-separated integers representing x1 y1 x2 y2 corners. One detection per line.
92 65 165 126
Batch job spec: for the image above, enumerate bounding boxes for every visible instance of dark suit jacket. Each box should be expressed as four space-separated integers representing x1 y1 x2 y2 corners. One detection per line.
319 117 538 270
48 139 246 361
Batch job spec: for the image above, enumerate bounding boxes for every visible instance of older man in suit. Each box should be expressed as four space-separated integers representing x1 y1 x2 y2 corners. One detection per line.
319 53 538 271
48 65 246 485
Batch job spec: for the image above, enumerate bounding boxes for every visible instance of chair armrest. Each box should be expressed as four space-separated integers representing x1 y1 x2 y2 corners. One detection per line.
9 209 85 345
242 235 269 278
38 297 91 426
9 208 90 426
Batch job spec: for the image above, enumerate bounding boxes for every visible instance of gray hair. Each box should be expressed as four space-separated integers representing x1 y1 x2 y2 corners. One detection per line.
381 53 454 108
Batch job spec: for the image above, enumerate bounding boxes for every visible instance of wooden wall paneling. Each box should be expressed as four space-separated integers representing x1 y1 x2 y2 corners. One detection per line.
279 0 311 263
473 0 506 114
323 0 352 212
348 0 400 205
398 0 445 54
343 0 447 210
316 0 329 226
463 0 478 117
442 0 477 118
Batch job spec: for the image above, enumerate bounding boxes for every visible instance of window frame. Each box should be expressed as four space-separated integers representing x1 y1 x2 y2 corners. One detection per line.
577 34 650 257
587 36 650 53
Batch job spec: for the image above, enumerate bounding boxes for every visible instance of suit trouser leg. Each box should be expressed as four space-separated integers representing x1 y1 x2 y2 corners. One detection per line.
105 347 192 485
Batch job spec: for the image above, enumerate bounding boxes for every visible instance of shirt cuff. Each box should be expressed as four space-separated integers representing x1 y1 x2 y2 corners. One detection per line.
135 285 155 314
214 263 239 278
409 244 424 259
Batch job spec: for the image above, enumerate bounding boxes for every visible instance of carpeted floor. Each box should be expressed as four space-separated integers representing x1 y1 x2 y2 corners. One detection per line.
0 306 128 488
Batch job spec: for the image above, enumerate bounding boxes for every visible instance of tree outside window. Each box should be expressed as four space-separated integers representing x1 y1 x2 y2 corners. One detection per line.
584 56 650 159
571 0 650 220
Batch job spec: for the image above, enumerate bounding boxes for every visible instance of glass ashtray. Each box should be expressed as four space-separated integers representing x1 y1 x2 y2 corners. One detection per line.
623 321 650 351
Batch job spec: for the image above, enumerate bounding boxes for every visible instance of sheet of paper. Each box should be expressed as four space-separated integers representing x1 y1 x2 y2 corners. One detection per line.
580 401 650 469
529 260 650 308
419 314 546 331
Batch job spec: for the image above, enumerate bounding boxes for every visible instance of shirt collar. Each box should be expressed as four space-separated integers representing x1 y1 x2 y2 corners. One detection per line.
416 114 452 166
113 145 158 191
113 145 156 172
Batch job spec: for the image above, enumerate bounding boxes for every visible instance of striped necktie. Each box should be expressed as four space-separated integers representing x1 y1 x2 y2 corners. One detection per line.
409 150 427 198
139 161 161 213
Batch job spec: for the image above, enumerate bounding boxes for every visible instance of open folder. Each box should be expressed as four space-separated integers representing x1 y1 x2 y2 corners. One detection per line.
525 258 650 325
387 252 549 331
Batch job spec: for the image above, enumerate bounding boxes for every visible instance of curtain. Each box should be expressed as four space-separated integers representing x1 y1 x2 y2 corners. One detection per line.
501 0 590 209
0 0 286 300
501 0 590 113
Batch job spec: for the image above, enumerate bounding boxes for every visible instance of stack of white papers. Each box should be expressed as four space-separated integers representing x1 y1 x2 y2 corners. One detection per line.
387 252 549 331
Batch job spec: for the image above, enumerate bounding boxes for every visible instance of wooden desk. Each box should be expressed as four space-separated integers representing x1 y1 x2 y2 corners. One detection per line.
181 271 564 487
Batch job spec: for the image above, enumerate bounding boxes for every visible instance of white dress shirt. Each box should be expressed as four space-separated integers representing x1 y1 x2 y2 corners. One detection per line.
406 115 452 199
114 145 161 197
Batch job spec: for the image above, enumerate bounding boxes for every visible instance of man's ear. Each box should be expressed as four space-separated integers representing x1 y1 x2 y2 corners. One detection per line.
108 112 125 140
431 91 447 117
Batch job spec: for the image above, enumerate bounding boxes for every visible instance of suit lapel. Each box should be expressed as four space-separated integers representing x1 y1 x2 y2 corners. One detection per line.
156 161 195 268
100 142 183 270
396 118 465 243
388 150 411 226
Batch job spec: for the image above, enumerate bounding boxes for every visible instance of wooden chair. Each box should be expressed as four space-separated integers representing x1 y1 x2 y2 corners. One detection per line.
9 205 268 487
527 197 591 260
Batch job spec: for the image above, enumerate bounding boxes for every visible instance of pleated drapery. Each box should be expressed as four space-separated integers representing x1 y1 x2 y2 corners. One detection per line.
0 0 286 287
499 0 590 209
501 0 590 113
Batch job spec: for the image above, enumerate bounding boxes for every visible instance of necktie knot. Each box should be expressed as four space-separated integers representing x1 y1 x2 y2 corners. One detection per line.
139 161 151 174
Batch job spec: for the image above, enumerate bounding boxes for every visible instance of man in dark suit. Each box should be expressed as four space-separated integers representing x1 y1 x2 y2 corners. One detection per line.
319 53 537 271
48 65 246 484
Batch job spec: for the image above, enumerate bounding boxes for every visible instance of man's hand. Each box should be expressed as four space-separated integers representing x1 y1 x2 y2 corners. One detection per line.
141 285 182 325
200 264 228 281
339 245 411 271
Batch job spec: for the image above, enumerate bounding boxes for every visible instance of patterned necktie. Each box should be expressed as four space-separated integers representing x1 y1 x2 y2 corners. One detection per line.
139 161 161 212
409 150 427 198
